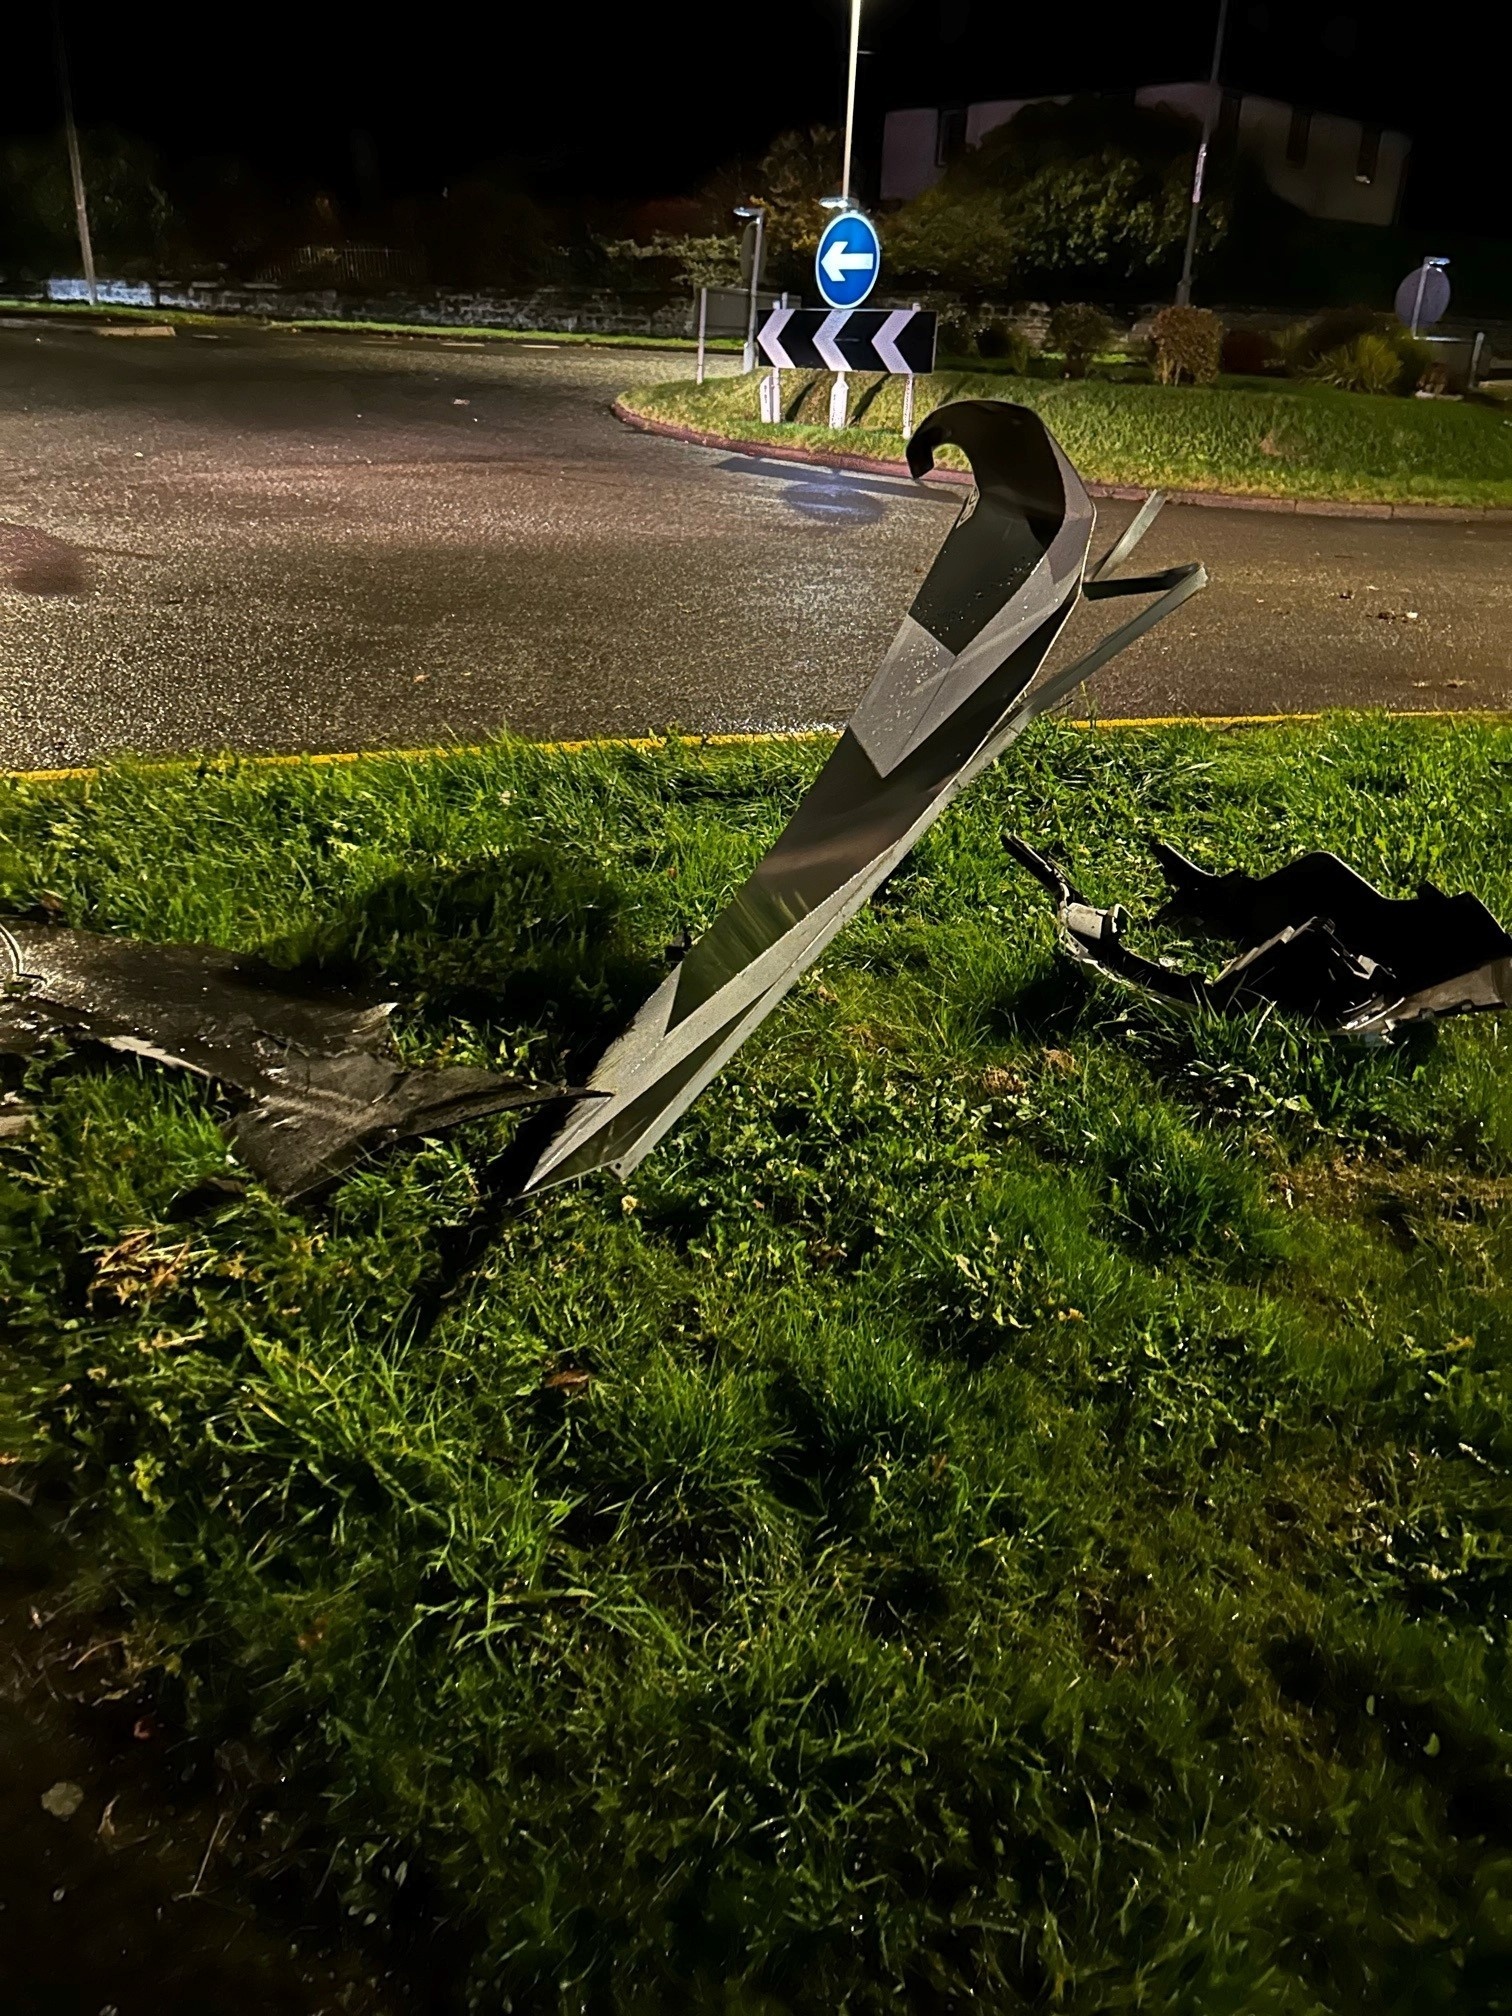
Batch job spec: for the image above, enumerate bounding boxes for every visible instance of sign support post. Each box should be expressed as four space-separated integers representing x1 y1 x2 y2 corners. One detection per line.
695 286 708 386
1395 257 1451 339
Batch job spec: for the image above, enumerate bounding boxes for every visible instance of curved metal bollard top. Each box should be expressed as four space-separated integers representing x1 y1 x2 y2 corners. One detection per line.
526 399 1202 1192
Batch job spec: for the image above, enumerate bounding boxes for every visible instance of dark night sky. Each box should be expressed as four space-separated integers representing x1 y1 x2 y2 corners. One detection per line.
4 1 1508 233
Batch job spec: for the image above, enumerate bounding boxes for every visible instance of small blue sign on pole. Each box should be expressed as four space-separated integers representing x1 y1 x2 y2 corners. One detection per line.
815 211 881 310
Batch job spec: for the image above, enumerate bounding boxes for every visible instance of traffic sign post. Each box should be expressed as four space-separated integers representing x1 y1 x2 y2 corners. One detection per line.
1395 258 1451 336
758 307 936 375
758 305 935 434
815 211 882 310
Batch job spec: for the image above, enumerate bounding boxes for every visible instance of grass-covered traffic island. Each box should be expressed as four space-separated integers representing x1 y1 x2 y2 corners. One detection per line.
621 369 1512 511
1 720 1509 2009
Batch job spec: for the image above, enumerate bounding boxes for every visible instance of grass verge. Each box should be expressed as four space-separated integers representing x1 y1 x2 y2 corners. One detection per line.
621 369 1512 509
0 296 737 352
1 719 1510 2009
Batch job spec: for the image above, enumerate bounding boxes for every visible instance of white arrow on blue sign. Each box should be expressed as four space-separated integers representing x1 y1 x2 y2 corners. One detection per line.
815 211 881 310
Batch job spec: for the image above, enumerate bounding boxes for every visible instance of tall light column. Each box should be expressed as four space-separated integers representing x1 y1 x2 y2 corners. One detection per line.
53 3 97 306
1175 0 1230 308
841 0 862 203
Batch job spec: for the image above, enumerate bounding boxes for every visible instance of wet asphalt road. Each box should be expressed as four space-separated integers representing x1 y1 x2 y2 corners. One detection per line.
1 322 1509 769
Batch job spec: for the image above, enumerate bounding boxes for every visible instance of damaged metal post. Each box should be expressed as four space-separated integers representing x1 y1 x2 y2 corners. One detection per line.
526 401 1206 1191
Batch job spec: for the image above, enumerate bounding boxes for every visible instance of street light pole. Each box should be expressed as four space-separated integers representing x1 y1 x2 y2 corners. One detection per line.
841 0 862 204
1175 0 1230 308
735 204 766 373
52 2 97 307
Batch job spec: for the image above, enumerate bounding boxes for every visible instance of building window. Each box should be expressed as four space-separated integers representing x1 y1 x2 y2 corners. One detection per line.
936 106 967 166
1286 105 1311 165
1355 124 1381 184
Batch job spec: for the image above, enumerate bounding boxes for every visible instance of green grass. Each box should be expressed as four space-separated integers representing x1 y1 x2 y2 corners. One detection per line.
1 720 1510 2010
0 297 737 351
621 369 1512 509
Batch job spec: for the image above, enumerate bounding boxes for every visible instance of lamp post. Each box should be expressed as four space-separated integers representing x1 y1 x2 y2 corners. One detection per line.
1175 0 1230 308
734 203 766 373
52 2 97 307
841 0 862 204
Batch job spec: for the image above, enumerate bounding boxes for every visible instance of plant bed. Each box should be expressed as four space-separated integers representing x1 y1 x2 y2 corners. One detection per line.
1 719 1509 2010
621 370 1512 509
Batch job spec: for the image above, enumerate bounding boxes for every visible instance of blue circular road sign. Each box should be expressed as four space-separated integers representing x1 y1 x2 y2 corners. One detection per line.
1394 262 1451 331
815 211 881 310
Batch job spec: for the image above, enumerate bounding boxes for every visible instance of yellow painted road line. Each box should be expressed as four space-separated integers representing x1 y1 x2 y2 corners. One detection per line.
2 731 832 787
5 712 1507 789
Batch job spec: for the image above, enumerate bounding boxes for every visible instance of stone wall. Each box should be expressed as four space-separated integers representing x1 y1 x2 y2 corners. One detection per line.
27 276 696 338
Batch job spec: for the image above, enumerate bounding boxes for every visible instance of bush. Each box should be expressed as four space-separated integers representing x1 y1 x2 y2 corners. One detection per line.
1279 306 1385 374
976 318 1032 372
1149 305 1223 386
1311 332 1404 396
1220 326 1280 376
1278 308 1439 396
1047 301 1113 378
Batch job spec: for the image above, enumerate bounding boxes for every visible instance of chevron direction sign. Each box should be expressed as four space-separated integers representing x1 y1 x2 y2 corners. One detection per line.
757 306 937 376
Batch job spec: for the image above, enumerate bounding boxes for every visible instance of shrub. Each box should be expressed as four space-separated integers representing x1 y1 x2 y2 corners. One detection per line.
1047 301 1114 378
976 318 1032 372
1149 305 1224 386
1280 306 1385 374
1313 331 1407 396
1277 308 1439 395
1220 326 1280 376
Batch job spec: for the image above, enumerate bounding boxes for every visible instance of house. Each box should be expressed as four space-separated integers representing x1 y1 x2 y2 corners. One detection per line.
880 86 1410 229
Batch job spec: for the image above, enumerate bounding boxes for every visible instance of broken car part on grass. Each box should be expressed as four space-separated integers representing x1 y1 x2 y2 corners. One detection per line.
526 399 1207 1190
1005 837 1512 1036
0 922 576 1199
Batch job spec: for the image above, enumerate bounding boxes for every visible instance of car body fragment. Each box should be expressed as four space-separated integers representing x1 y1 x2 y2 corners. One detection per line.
1005 837 1512 1035
0 921 577 1198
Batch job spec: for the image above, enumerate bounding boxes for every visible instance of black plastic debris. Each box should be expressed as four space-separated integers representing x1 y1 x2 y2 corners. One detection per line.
0 921 577 1199
1005 838 1512 1036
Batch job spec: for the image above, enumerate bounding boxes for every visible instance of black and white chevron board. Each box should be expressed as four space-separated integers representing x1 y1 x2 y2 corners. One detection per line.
757 306 937 375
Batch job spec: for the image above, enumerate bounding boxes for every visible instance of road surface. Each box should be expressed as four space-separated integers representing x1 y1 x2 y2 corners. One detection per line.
1 323 1508 769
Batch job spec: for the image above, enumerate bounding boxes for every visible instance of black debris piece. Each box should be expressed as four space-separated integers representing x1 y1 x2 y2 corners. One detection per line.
1005 838 1512 1036
0 920 579 1199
